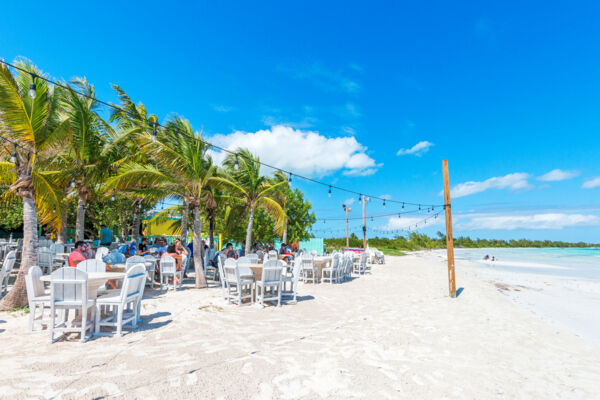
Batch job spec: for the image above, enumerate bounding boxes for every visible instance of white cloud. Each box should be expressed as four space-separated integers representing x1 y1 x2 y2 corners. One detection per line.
457 213 600 230
582 177 600 189
378 216 442 231
450 173 531 198
396 141 434 156
213 104 233 113
207 125 381 177
278 62 361 94
538 169 579 182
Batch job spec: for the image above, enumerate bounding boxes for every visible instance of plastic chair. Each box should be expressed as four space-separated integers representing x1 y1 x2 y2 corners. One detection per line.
25 266 50 333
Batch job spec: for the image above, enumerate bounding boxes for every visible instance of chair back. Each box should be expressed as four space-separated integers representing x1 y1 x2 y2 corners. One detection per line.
126 256 146 270
256 250 265 262
160 256 177 274
51 243 66 254
223 258 239 284
96 247 109 260
263 259 282 269
301 255 314 270
37 247 53 266
267 250 278 260
310 250 318 257
237 256 251 265
50 267 88 303
261 266 282 283
120 264 146 302
331 253 340 268
217 255 226 286
181 254 189 271
77 259 106 273
1 250 17 277
25 265 45 301
246 254 259 264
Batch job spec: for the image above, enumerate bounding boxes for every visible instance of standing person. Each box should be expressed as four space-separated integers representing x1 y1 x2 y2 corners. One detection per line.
99 224 113 246
67 241 87 267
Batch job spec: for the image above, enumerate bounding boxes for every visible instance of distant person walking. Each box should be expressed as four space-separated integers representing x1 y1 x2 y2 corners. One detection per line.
99 224 113 246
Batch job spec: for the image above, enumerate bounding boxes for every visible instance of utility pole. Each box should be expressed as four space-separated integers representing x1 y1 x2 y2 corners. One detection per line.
343 204 351 249
362 196 368 250
442 160 457 298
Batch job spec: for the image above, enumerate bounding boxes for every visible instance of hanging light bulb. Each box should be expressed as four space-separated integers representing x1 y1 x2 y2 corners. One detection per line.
402 202 405 209
70 179 76 188
234 154 239 170
111 193 115 201
151 122 157 142
28 75 37 99
383 199 386 208
358 194 362 202
288 172 292 186
419 205 421 211
371 216 374 222
10 148 17 164
328 185 331 197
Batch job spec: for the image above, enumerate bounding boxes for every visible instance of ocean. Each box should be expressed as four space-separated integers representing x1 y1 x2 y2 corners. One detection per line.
454 248 600 281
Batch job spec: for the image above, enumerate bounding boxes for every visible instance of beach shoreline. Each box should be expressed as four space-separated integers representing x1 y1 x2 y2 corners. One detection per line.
0 254 598 399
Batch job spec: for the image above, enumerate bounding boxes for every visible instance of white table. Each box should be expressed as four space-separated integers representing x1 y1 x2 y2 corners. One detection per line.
40 272 126 298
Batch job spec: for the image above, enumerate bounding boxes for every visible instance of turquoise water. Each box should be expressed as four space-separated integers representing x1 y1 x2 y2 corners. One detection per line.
454 248 600 280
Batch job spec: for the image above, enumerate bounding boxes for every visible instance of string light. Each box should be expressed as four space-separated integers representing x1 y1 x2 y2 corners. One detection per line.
234 154 239 170
383 199 386 208
328 185 331 197
151 122 157 142
28 75 36 99
70 179 76 188
111 193 115 201
358 194 362 202
10 145 17 164
288 172 292 186
0 59 446 210
402 202 405 209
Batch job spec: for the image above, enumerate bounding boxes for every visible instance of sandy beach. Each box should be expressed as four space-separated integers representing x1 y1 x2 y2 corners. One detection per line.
1 254 599 399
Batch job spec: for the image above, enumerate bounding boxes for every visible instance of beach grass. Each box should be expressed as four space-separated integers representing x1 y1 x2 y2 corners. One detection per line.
380 248 407 256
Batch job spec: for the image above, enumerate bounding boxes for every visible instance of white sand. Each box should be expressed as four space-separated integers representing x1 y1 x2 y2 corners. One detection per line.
1 254 599 399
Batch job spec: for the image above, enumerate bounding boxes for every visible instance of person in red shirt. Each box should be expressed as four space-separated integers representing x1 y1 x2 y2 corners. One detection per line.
67 241 87 267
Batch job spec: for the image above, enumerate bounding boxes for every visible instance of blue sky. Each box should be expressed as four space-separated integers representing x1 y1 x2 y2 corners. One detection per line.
2 1 599 242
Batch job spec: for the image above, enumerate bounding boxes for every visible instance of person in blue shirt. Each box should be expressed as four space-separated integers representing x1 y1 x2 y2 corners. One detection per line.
99 224 113 246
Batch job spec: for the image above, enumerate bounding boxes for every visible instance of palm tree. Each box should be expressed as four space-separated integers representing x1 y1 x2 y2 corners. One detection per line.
107 115 215 288
56 78 111 241
271 170 291 243
212 149 286 254
0 60 66 309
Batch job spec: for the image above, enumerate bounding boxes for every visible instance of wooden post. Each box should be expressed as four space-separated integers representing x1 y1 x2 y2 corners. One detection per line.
442 160 457 298
362 196 367 250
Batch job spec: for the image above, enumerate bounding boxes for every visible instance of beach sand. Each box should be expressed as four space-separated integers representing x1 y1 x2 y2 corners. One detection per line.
0 254 599 399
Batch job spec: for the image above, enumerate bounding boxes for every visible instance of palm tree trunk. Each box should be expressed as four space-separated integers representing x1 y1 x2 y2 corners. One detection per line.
209 215 215 248
57 206 68 244
120 218 128 242
132 201 141 249
245 205 255 255
193 205 207 288
75 191 86 241
0 196 38 310
180 200 188 244
282 219 288 244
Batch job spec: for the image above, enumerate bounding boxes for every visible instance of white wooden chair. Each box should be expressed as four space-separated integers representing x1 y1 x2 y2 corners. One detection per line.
51 243 66 254
0 250 16 296
95 264 146 337
77 259 106 272
160 256 178 291
223 259 254 306
95 247 109 261
353 253 367 275
37 247 54 274
25 265 51 333
322 254 339 284
48 267 96 343
143 255 157 287
256 263 283 307
301 255 318 284
256 250 265 263
246 253 259 264
267 250 278 261
217 255 228 300
126 256 146 270
237 256 251 264
203 249 217 281
282 257 301 303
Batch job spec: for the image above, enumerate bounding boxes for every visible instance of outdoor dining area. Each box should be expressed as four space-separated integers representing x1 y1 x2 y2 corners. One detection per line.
0 234 384 343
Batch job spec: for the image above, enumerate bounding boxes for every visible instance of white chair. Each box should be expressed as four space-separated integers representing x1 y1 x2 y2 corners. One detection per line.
0 250 16 296
51 243 66 254
217 255 228 300
246 253 259 264
160 255 179 291
203 250 217 281
223 259 254 306
77 259 106 273
95 247 109 260
267 250 278 261
322 254 339 284
256 250 265 263
48 267 96 343
256 263 283 307
37 247 54 274
126 256 146 271
310 250 318 257
301 255 318 284
143 255 157 287
95 264 146 337
25 265 51 333
353 253 367 275
282 257 301 303
237 256 251 264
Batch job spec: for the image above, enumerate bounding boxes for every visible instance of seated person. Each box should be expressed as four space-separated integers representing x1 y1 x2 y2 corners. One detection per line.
280 242 292 262
222 242 237 259
162 244 183 271
139 237 149 255
67 241 87 267
82 242 95 259
158 239 168 256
